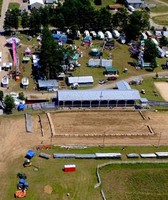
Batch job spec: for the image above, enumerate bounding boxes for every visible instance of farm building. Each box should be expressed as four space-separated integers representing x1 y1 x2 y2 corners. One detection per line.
125 0 144 8
38 80 58 91
56 89 141 107
29 0 44 9
67 76 94 86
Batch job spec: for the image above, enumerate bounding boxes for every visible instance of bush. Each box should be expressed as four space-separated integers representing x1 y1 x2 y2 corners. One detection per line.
18 92 25 100
94 0 102 5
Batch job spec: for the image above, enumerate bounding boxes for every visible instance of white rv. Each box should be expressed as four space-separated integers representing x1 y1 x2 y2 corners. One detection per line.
112 30 120 39
97 31 104 40
105 31 113 40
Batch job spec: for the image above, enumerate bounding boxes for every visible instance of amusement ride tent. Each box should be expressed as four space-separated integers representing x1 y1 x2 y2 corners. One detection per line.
6 37 20 45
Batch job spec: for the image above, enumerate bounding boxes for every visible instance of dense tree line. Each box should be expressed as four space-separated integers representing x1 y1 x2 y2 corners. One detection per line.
4 0 150 40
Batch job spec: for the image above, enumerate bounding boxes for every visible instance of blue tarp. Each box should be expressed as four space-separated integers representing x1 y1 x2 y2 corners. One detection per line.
52 34 67 43
25 150 35 159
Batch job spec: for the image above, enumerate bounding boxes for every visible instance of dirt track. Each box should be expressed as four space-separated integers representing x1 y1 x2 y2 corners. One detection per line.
0 109 168 191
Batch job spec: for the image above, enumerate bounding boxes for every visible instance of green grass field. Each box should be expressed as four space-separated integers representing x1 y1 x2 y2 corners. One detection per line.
151 3 168 13
100 163 168 200
152 15 168 26
4 145 168 199
8 2 20 10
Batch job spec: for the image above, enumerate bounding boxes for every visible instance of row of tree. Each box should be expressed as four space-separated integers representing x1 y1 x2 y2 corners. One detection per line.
4 0 150 41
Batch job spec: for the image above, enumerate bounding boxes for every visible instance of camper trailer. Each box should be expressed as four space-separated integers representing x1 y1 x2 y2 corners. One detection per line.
97 31 104 40
157 46 165 58
151 38 159 46
105 31 113 40
112 30 120 39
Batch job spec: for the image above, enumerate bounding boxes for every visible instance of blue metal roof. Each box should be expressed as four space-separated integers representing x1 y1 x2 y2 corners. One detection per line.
116 81 131 90
58 89 141 101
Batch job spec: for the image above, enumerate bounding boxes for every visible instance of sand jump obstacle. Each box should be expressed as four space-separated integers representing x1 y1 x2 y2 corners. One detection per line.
25 113 32 133
46 113 56 137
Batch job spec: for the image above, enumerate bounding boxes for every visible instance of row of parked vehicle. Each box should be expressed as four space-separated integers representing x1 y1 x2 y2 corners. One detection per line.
83 30 126 44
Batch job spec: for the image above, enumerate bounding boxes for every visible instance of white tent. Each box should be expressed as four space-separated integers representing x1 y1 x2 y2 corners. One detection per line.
6 37 20 45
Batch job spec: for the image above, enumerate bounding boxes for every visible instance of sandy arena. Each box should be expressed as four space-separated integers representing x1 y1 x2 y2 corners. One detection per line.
0 109 168 192
154 82 168 101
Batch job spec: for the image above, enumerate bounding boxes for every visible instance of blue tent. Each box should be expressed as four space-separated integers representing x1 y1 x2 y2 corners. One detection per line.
25 150 35 159
19 179 25 184
18 103 25 111
52 34 67 43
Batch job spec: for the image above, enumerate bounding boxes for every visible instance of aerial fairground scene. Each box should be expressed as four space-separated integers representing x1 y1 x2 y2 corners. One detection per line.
1 0 168 199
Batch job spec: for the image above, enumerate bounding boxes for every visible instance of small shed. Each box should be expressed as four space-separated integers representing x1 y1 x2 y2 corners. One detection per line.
38 80 58 91
64 164 76 172
68 76 94 86
104 66 118 75
25 150 35 159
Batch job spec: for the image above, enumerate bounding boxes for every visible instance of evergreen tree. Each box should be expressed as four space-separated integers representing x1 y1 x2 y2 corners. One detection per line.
29 8 41 33
4 95 15 114
40 27 64 79
21 10 30 29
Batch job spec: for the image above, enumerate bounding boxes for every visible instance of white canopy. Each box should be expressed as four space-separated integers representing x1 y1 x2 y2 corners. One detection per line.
6 37 20 45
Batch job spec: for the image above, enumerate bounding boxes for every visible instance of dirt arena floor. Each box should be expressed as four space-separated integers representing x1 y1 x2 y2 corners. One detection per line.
0 110 168 174
154 82 168 101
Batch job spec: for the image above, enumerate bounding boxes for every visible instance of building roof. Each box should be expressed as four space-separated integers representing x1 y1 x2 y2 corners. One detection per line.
58 89 141 101
45 0 54 3
68 76 94 84
126 0 143 3
38 80 58 88
116 81 131 90
29 0 44 5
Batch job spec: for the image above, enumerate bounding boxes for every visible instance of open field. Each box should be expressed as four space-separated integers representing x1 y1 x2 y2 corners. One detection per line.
4 146 168 199
101 163 168 200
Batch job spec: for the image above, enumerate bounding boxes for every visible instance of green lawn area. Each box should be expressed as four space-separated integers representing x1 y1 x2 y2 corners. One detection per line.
8 2 20 10
151 3 168 13
131 77 165 101
101 163 168 200
152 15 168 26
3 145 168 199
